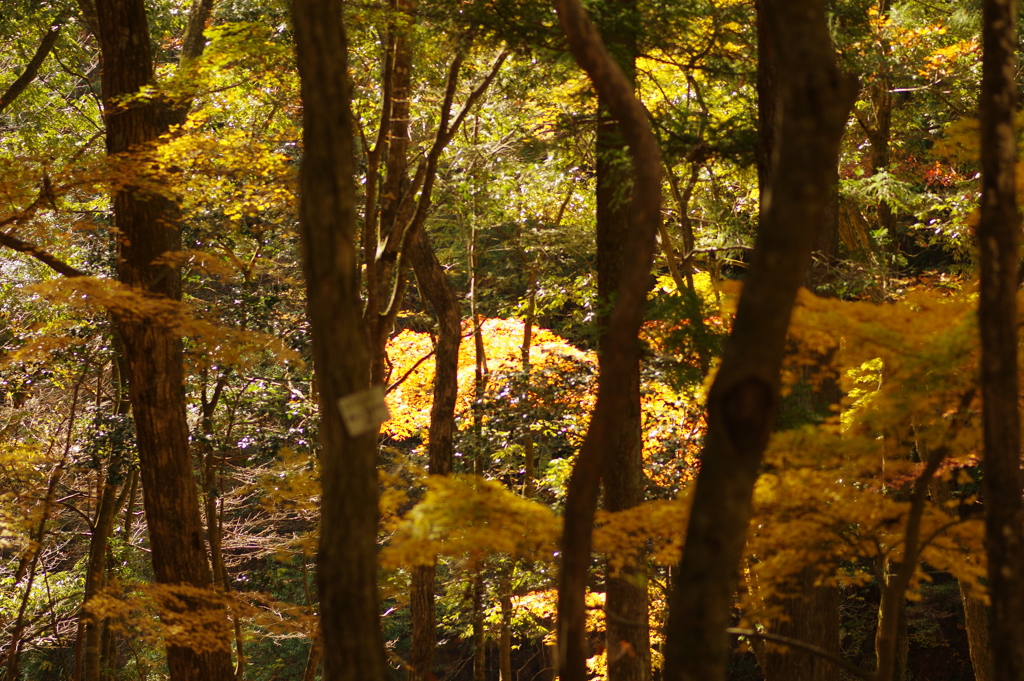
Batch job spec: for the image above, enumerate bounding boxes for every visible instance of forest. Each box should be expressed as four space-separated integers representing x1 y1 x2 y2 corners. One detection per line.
0 0 1022 679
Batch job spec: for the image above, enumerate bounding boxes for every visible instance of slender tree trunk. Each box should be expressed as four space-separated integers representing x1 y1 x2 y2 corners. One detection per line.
94 1 234 679
961 581 992 681
80 453 129 681
661 2 856 679
473 570 486 681
874 568 908 681
301 633 322 681
868 0 894 244
499 583 513 681
0 18 63 114
521 274 537 497
406 216 461 681
550 0 663 678
291 0 388 679
370 0 415 385
977 3 1024 681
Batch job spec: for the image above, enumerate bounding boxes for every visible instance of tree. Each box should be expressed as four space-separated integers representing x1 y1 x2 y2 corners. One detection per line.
977 1 1024 680
550 0 662 679
93 0 234 678
662 1 856 679
593 1 651 679
290 1 389 680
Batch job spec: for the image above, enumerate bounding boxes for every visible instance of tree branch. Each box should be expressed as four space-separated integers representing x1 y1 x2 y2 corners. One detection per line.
727 629 872 681
0 19 64 114
0 231 86 278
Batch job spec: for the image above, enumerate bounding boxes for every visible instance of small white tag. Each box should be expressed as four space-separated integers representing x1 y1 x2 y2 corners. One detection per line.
336 385 390 437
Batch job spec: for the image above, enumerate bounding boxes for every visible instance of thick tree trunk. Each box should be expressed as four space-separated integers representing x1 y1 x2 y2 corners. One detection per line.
595 10 650 677
94 2 234 679
291 1 388 680
661 2 856 680
751 5 843 674
756 567 840 681
977 3 1024 681
594 1 650 674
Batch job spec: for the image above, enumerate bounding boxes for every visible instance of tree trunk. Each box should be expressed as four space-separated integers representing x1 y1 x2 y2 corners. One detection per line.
874 581 908 681
291 0 389 679
94 1 234 679
756 567 841 681
868 0 894 245
369 0 415 385
81 452 129 681
661 2 857 679
594 2 650 677
751 5 843 674
500 584 513 681
406 223 461 681
473 570 486 681
550 0 663 679
302 634 322 681
961 581 992 681
977 4 1024 680
409 564 436 681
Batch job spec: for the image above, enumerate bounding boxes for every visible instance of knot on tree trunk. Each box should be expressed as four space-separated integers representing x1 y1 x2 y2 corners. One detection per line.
722 377 774 455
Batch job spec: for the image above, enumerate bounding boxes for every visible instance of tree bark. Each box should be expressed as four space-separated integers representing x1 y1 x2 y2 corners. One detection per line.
80 452 129 681
473 570 487 681
868 0 894 243
961 580 992 681
594 3 651 679
977 2 1024 681
406 223 461 681
661 1 856 679
751 5 843 675
94 1 234 679
756 567 841 681
499 583 513 681
291 0 389 679
409 564 436 681
873 582 908 681
549 0 662 679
